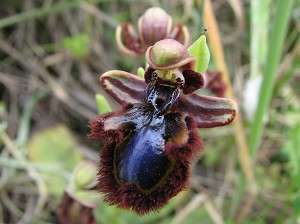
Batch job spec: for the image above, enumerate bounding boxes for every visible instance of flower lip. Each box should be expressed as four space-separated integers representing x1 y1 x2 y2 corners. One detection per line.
146 39 196 71
90 104 202 215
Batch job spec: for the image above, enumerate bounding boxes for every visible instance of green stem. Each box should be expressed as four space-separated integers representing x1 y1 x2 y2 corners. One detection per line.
249 0 294 157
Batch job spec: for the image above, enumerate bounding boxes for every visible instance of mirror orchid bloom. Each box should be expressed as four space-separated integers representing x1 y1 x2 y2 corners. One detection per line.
116 7 190 56
89 39 237 215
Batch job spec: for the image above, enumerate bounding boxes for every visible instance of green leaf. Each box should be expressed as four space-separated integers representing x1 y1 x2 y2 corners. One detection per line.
62 33 90 59
188 35 210 73
95 94 112 115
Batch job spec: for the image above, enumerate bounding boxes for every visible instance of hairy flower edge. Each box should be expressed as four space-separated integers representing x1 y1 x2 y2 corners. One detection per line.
89 104 203 215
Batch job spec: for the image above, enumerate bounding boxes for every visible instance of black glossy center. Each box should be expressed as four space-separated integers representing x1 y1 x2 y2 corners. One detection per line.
115 116 172 191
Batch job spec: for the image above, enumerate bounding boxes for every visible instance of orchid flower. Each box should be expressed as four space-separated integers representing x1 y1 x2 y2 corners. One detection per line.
89 39 237 215
116 7 190 56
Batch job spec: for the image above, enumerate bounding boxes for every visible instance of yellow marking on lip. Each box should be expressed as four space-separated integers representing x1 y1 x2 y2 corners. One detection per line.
156 69 182 83
166 71 173 80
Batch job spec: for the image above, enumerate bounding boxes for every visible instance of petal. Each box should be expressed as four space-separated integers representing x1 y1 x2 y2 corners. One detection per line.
100 70 146 105
169 24 191 48
178 94 237 128
182 69 204 94
115 24 142 56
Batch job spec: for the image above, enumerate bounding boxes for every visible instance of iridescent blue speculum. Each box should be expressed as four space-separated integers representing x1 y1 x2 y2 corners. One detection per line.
89 39 237 215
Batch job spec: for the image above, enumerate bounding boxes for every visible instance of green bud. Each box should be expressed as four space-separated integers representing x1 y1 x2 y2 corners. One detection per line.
137 67 145 78
146 39 196 70
73 161 97 190
151 39 184 67
95 94 112 115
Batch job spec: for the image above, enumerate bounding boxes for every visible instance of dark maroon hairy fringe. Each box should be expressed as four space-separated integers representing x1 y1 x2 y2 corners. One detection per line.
88 104 133 143
165 116 203 162
90 109 203 215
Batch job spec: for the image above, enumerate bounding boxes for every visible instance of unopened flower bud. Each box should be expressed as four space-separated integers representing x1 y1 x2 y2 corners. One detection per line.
138 7 172 47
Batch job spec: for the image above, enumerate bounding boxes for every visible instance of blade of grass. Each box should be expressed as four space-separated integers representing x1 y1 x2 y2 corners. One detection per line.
249 0 294 157
203 0 254 186
203 0 256 221
250 0 270 79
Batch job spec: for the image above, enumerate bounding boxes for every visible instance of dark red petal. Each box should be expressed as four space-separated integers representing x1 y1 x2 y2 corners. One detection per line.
100 71 146 105
144 67 155 83
169 24 183 43
182 69 204 94
169 24 191 47
178 94 237 128
120 23 143 54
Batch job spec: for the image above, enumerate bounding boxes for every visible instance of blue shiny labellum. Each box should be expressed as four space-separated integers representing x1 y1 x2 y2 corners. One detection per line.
114 113 173 191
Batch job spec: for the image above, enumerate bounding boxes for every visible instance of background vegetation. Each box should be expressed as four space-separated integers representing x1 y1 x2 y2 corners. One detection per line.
0 0 299 223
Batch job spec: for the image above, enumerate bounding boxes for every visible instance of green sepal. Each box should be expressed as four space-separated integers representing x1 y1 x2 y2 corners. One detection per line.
188 35 210 73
